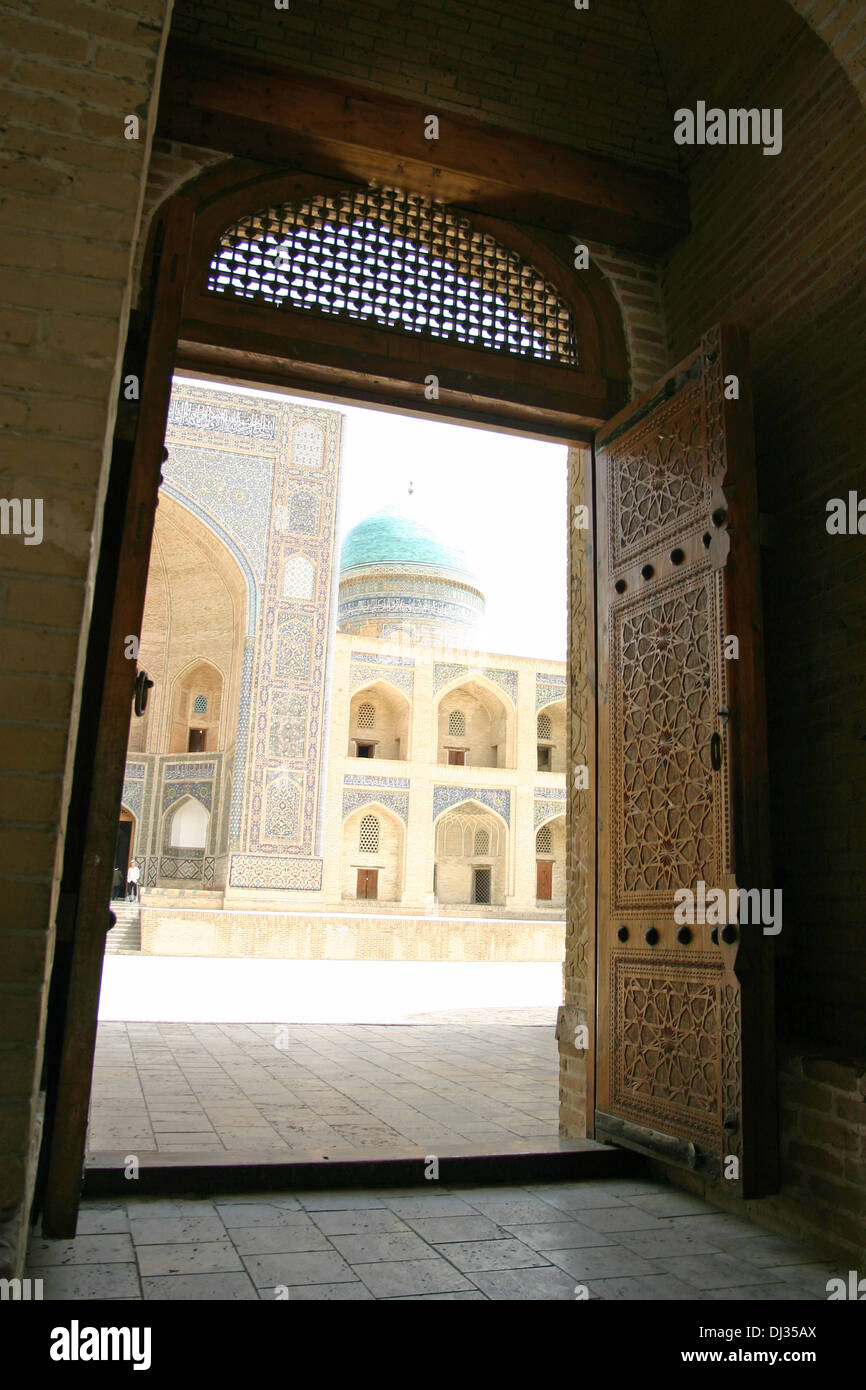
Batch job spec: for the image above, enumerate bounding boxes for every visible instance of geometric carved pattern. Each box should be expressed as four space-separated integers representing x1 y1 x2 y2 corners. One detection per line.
609 377 710 574
613 574 722 905
613 956 725 1143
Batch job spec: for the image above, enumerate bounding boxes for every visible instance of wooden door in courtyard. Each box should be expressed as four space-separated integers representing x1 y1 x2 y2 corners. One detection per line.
537 860 553 901
593 325 778 1198
357 869 378 900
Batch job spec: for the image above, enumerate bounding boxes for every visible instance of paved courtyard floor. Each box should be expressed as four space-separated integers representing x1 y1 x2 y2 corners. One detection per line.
27 1177 836 1301
88 1014 560 1156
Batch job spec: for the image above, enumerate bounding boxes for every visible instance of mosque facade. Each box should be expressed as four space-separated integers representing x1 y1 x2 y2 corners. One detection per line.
120 380 566 960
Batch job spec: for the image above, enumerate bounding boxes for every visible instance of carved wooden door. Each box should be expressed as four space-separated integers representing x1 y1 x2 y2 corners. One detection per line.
594 325 778 1198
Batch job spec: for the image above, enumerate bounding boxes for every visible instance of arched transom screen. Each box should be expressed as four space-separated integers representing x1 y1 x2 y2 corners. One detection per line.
207 188 578 365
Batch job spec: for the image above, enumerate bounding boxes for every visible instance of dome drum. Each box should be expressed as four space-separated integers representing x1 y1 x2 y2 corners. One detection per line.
338 512 485 644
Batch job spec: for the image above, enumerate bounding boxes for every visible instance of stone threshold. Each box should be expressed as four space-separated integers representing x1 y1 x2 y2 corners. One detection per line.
84 1137 640 1197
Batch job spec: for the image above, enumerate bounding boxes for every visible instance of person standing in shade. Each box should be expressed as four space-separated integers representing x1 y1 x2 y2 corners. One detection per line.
112 865 124 899
127 861 141 901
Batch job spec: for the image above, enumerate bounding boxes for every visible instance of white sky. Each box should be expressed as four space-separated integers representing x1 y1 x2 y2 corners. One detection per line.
178 378 569 661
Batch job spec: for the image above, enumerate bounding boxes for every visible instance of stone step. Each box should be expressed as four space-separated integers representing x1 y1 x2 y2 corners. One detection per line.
105 905 141 954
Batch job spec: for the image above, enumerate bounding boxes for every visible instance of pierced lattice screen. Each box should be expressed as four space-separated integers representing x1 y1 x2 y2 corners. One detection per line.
448 709 466 737
208 188 578 365
359 814 380 853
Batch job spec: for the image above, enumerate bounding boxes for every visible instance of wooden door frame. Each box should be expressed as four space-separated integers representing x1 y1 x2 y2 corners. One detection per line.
38 156 631 1231
37 197 195 1236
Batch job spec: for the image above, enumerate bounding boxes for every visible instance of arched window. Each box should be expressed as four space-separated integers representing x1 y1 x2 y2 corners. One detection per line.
448 709 466 737
193 694 208 715
357 702 375 729
537 712 552 740
359 814 380 854
208 189 578 365
536 824 552 855
474 828 490 856
168 797 209 850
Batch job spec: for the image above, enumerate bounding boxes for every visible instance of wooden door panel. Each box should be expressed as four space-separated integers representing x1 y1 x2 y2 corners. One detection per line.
594 325 777 1198
537 860 553 900
39 197 194 1236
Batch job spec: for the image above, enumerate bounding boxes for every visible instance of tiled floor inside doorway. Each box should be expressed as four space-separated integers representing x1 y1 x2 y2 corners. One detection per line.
88 1013 559 1156
26 1177 837 1301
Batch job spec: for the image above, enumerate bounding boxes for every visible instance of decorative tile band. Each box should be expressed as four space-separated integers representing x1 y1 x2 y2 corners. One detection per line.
342 788 410 823
433 785 511 823
344 775 410 789
229 854 323 890
433 663 518 703
350 664 413 692
165 762 217 780
351 652 416 667
536 676 567 711
535 797 567 829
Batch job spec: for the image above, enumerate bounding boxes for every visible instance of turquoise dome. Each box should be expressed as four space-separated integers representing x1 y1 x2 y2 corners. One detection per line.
340 510 473 578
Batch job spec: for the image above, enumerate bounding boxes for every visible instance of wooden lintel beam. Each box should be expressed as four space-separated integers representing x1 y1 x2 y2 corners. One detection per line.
158 43 689 253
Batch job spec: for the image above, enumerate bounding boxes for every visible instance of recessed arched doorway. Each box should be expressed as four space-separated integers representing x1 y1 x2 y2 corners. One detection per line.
112 807 136 900
43 154 775 1236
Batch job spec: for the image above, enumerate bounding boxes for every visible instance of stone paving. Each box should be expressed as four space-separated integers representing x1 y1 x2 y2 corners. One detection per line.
26 1177 837 1301
88 1016 559 1156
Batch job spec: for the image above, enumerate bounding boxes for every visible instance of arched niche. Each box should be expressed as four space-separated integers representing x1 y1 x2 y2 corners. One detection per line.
434 797 508 907
536 698 567 775
347 680 411 761
535 812 566 909
341 801 405 903
169 658 225 755
137 493 249 758
164 795 210 851
435 677 513 769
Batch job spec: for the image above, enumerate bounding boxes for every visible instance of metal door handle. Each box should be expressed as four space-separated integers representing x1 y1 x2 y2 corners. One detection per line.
710 731 722 771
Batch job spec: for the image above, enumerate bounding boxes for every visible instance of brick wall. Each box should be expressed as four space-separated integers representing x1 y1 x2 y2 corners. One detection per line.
661 25 866 1055
0 0 173 1264
779 1053 866 1256
167 0 677 174
141 907 565 961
